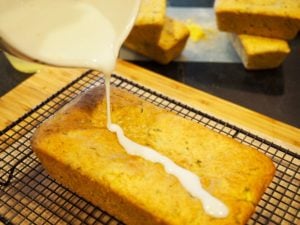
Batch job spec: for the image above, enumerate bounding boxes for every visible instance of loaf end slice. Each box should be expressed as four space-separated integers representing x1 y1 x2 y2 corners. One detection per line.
231 34 290 70
125 0 167 44
125 17 190 64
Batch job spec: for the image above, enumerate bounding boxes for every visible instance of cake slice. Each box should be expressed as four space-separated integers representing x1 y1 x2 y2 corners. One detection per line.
124 17 190 64
215 0 300 40
125 0 166 44
31 86 275 225
231 34 291 70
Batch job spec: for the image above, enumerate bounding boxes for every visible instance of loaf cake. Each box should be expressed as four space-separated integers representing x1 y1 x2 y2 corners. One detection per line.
124 17 190 64
231 34 291 70
214 0 300 40
31 85 275 225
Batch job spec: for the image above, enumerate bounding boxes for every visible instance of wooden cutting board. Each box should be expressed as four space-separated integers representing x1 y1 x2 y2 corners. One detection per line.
0 59 299 153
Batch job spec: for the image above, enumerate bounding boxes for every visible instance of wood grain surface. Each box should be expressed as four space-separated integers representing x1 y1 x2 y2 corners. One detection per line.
0 60 299 153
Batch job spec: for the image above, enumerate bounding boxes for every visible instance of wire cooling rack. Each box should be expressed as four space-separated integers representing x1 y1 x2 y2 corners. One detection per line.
0 70 299 225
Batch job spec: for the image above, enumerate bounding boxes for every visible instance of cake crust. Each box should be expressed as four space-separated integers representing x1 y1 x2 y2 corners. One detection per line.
31 86 275 225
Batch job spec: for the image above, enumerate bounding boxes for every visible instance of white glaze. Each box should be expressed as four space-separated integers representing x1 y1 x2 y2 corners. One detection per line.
0 0 229 218
107 121 229 218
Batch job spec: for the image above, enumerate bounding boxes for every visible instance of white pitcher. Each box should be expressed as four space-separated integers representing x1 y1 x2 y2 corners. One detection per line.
0 0 140 73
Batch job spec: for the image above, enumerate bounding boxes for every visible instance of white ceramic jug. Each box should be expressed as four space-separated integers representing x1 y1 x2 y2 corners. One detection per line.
0 0 140 73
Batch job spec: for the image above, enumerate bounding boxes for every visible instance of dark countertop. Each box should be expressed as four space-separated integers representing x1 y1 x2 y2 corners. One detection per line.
0 0 299 128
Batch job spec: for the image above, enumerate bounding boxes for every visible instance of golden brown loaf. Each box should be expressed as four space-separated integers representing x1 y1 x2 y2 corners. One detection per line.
231 34 291 70
31 86 275 225
214 0 300 40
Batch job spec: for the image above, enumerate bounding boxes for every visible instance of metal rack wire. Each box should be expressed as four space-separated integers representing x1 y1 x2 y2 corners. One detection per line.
0 70 299 225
